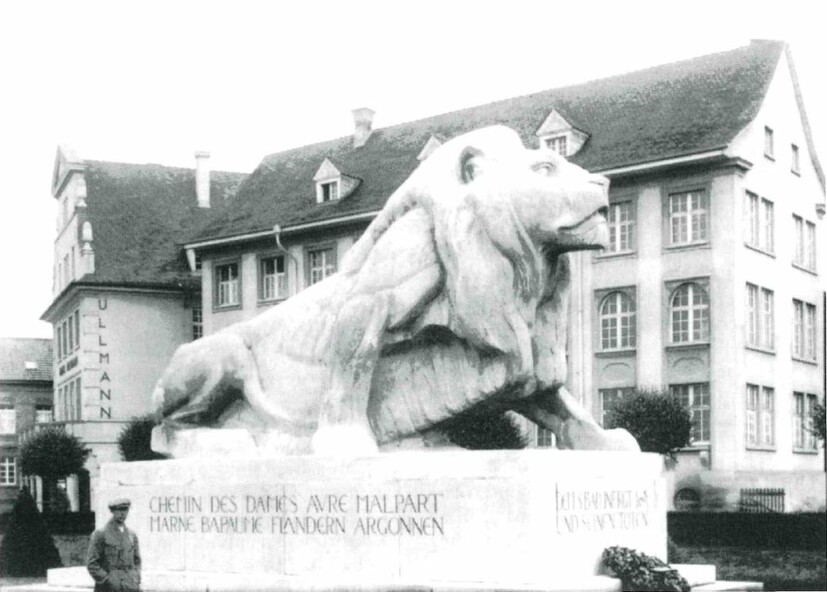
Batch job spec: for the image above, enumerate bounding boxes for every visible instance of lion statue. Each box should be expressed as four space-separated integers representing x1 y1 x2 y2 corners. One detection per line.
151 125 639 457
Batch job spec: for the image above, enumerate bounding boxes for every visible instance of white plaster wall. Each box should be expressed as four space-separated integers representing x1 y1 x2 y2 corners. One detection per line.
728 50 825 473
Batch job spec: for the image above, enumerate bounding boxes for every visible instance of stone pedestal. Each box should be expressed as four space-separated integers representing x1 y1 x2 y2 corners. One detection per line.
94 449 665 590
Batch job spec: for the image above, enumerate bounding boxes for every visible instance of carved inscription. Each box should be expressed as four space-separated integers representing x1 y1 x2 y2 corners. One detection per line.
147 491 445 538
555 483 654 535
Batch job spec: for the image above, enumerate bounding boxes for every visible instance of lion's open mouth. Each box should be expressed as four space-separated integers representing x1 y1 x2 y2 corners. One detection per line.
557 207 609 250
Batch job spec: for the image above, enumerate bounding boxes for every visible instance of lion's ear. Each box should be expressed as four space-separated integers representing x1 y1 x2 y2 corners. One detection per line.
459 147 484 183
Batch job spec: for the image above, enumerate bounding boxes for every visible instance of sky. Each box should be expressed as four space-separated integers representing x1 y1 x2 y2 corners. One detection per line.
0 0 824 339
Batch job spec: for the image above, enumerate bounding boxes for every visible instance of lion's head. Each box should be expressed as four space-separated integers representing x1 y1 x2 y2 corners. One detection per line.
344 125 609 362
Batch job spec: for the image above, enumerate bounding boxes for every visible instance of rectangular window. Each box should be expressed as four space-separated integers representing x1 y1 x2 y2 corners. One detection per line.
0 457 17 486
670 383 710 444
669 190 708 246
545 135 568 156
192 305 203 340
764 126 774 158
308 247 336 286
607 201 635 253
805 221 816 271
215 262 240 307
0 405 16 435
761 288 774 350
746 192 760 247
746 284 759 347
36 405 53 424
260 256 287 301
74 377 82 421
762 199 774 253
598 387 635 428
57 325 63 360
793 392 818 451
74 310 80 350
747 385 775 447
791 216 815 270
536 427 554 447
747 284 774 350
320 181 339 202
792 299 817 361
791 144 800 174
67 316 74 353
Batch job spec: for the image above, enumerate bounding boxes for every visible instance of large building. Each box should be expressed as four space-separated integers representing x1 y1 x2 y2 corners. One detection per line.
0 338 53 513
40 149 246 508
181 40 824 510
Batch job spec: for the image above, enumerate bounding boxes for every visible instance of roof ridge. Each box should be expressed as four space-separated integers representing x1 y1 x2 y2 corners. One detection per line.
255 40 785 165
85 159 248 176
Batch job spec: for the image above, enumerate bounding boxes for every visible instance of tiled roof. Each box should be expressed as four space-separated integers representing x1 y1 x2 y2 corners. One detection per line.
190 41 788 242
0 338 53 382
83 161 246 285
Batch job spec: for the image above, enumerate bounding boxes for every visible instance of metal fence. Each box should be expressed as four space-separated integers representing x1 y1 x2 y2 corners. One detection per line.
738 488 785 513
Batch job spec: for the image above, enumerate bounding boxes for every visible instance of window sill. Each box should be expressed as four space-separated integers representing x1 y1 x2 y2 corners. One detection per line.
0 484 19 488
257 298 287 308
744 243 775 258
678 443 710 452
746 445 776 452
792 447 819 455
594 250 636 261
791 263 818 276
745 345 775 356
664 241 710 253
764 154 775 161
595 348 636 358
791 169 801 177
213 304 242 313
666 342 710 351
791 356 818 366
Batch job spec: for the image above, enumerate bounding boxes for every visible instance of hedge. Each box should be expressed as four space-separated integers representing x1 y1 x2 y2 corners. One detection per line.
668 511 826 550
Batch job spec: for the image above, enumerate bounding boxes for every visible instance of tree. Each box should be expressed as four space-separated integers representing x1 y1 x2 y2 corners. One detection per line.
0 489 62 576
118 414 166 461
441 409 528 450
811 400 826 445
605 388 692 460
20 428 90 512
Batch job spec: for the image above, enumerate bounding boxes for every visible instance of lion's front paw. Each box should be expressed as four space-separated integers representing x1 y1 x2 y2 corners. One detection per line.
311 424 379 456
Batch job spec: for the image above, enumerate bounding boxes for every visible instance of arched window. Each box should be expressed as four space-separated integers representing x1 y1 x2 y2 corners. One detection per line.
670 283 709 343
599 291 636 350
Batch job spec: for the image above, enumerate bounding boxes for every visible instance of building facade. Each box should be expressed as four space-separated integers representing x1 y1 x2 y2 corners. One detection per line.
0 338 53 513
182 40 824 511
41 148 246 509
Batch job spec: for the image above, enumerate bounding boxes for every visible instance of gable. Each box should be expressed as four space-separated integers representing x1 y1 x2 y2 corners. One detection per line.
51 145 84 197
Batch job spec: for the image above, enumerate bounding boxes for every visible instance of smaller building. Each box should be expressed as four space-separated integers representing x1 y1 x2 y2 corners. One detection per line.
0 338 53 513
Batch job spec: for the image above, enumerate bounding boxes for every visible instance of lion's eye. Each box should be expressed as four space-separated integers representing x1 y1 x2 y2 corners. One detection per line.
533 162 555 176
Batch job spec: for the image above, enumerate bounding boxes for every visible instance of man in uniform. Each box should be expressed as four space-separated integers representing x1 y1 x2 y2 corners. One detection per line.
86 497 141 592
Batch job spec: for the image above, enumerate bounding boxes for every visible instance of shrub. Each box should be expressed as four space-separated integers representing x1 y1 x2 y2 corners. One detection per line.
602 545 690 592
0 489 62 576
440 409 528 450
605 388 692 459
20 428 90 479
118 414 166 461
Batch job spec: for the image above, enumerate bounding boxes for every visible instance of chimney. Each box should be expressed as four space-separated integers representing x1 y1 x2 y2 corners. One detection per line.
195 151 211 208
352 108 375 148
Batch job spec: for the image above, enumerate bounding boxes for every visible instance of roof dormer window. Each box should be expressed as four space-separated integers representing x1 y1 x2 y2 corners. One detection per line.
535 108 588 158
544 135 568 156
319 180 339 202
313 158 361 204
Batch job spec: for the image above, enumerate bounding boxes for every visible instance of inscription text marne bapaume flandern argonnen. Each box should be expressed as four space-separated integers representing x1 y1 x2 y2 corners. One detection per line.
147 492 445 537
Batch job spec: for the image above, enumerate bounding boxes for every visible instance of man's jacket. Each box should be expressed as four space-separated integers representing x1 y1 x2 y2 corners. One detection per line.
86 519 141 592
